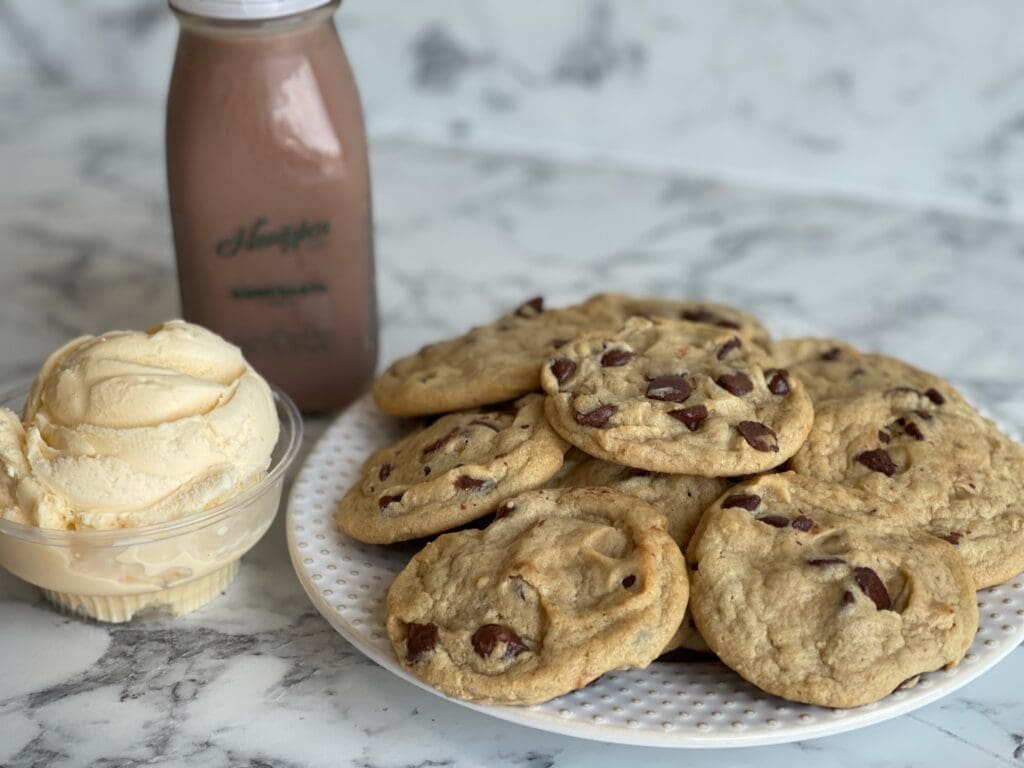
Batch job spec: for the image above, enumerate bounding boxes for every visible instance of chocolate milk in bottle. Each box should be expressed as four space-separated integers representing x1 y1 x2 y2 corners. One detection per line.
166 0 376 412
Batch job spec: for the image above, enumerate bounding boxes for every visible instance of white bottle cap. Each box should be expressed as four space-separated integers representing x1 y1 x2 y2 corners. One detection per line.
169 0 331 20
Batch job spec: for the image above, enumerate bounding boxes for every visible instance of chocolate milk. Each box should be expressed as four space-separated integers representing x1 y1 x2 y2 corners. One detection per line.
166 0 377 412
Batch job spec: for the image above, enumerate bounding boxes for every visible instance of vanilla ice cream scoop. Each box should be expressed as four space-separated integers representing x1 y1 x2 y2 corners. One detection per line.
0 320 279 530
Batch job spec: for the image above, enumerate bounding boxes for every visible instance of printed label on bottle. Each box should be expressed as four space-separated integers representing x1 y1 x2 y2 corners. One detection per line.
214 216 337 357
216 216 330 257
215 215 334 305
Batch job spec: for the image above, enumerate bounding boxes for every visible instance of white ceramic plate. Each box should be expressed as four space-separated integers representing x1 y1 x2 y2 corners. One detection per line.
286 395 1024 748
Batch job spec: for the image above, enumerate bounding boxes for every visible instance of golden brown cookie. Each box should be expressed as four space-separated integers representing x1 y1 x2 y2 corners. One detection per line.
372 297 621 417
790 387 1024 588
336 395 567 543
385 487 688 705
540 316 813 476
582 293 772 348
548 454 728 654
687 473 978 708
773 337 969 408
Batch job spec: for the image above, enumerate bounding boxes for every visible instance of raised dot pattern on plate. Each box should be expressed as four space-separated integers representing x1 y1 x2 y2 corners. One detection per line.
287 394 1024 748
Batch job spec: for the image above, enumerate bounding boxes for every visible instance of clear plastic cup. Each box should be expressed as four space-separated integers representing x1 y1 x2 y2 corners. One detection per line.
0 382 302 622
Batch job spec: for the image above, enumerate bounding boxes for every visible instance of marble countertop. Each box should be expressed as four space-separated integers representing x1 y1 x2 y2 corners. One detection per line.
7 1 1024 219
2 88 1024 768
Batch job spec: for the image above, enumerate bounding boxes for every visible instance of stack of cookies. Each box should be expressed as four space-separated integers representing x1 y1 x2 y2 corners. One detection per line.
335 293 1024 708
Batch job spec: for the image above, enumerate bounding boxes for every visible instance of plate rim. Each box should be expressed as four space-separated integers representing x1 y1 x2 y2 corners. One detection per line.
286 394 1024 749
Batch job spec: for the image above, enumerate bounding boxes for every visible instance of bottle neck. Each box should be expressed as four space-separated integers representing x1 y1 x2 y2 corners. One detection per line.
171 0 339 38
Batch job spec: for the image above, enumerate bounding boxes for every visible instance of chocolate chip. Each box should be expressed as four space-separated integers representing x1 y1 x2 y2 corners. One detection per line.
467 419 502 432
679 307 716 324
471 624 528 660
378 463 392 482
549 358 577 386
422 427 460 457
515 296 544 317
925 388 945 405
855 448 897 476
423 466 431 476
575 403 617 427
756 515 789 528
737 421 779 452
495 502 515 519
379 494 403 510
904 421 925 441
454 475 491 491
878 430 891 443
622 575 636 588
765 369 791 395
717 336 743 360
939 531 962 546
405 623 439 663
841 590 855 607
854 567 891 610
791 515 816 532
915 410 934 421
820 347 841 361
808 557 846 567
550 338 569 349
667 404 708 431
646 374 692 403
680 307 741 330
716 372 753 396
722 493 761 511
601 349 634 367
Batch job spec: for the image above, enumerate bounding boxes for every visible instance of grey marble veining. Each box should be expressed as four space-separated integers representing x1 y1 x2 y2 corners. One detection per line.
1 86 1024 766
3 1 1024 218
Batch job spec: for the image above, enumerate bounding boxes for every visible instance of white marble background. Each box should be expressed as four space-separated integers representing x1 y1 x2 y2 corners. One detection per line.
3 0 1024 218
3 2 1024 766
1 85 1024 765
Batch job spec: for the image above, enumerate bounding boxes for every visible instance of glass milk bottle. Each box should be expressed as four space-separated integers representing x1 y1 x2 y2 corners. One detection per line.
166 0 377 412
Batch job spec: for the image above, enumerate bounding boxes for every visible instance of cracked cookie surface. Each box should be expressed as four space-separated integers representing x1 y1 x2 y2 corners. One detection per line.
372 297 621 417
790 388 1024 588
550 454 729 548
773 337 969 408
582 293 772 348
687 472 977 708
549 454 728 653
385 487 688 705
540 316 813 476
336 394 568 544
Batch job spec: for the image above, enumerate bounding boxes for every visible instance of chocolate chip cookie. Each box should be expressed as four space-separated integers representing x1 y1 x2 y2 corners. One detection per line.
336 394 568 544
549 455 728 654
385 487 688 705
583 293 772 348
687 472 978 708
551 455 729 547
773 337 968 408
373 297 621 417
790 388 1024 588
540 316 814 476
